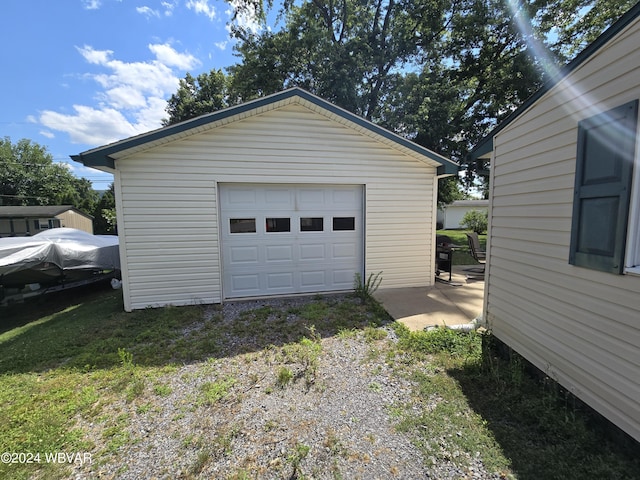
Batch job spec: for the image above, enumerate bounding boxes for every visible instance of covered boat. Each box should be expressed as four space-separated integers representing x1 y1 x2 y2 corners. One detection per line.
0 228 120 294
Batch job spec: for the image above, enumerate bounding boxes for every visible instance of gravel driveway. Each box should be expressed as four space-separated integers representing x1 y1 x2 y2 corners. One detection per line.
70 295 498 479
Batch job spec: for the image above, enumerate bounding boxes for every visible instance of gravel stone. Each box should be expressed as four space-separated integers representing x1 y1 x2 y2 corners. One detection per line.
70 295 499 479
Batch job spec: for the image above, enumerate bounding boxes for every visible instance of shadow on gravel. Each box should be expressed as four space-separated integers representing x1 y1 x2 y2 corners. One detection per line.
447 342 640 480
0 285 393 375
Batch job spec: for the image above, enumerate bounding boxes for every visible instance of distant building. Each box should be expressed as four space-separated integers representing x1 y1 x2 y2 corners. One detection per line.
0 206 94 236
440 200 488 229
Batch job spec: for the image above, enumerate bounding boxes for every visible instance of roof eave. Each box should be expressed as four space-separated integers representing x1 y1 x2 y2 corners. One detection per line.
72 87 459 173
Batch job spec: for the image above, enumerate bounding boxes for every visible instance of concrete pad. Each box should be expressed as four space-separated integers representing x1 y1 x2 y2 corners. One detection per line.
374 266 484 331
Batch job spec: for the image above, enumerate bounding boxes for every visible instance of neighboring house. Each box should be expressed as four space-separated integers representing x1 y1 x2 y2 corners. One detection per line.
471 3 640 443
73 88 458 312
440 199 488 230
0 205 94 237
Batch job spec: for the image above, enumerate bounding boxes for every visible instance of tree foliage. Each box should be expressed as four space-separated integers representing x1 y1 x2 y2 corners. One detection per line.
163 70 236 126
165 0 634 194
93 183 116 234
0 137 97 215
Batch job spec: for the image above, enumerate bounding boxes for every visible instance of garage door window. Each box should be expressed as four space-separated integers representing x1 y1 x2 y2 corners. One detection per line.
230 218 256 233
300 217 324 232
266 217 291 233
333 217 355 231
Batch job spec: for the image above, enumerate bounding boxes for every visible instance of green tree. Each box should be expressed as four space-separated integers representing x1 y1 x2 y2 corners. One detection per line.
0 137 97 215
461 209 488 234
168 0 634 194
93 183 116 234
163 70 235 126
539 0 637 61
228 0 448 120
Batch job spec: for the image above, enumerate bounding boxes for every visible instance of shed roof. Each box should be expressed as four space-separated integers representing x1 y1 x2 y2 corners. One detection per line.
71 87 459 175
0 205 92 219
470 1 640 161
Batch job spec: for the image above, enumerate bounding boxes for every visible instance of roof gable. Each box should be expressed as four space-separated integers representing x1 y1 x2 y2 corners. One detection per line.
71 88 458 175
470 1 640 160
0 205 91 219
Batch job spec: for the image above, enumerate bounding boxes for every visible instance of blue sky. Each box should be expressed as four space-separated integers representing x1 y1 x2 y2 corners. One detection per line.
1 0 272 190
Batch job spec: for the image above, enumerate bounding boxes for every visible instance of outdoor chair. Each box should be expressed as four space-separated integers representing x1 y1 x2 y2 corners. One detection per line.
465 232 486 277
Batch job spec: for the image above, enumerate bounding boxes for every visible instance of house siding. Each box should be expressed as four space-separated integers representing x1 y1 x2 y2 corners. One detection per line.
486 18 640 441
56 210 93 234
115 104 436 311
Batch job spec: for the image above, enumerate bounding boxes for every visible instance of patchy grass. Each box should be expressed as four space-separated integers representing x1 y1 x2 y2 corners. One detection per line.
390 324 640 479
437 229 487 265
1 285 638 479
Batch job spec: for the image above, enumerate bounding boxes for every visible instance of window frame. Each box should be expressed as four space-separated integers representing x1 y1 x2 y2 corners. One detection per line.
569 99 638 274
229 218 257 234
625 112 640 275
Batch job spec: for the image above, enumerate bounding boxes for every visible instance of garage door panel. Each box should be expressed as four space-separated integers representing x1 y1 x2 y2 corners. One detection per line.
267 272 294 289
227 188 257 205
265 188 294 206
220 184 363 299
298 188 326 206
230 246 259 263
300 270 326 287
232 274 260 293
266 245 293 262
300 244 325 261
333 269 356 286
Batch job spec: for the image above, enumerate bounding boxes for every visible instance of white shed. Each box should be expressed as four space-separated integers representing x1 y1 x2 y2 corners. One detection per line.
441 199 488 230
73 88 457 311
471 4 640 443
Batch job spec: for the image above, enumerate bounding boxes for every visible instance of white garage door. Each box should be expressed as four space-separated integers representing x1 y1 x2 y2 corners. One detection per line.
220 184 364 299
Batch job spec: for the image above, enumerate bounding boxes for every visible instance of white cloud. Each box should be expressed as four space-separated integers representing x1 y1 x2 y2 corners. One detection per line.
40 130 55 139
40 106 139 145
39 43 201 146
149 43 199 69
214 41 228 50
161 1 177 16
226 0 262 35
82 0 101 10
137 6 160 18
186 0 216 21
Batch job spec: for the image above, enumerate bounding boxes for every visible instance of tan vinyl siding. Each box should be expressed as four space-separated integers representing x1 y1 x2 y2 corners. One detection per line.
116 103 436 310
486 18 640 441
56 210 93 234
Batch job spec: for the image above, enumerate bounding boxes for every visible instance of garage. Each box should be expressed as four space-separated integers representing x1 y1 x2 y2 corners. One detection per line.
220 183 363 298
73 87 458 311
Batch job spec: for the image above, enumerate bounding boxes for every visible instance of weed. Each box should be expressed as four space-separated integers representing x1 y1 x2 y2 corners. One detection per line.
363 325 387 342
118 348 135 369
281 334 323 387
199 376 236 406
287 442 311 476
190 448 211 476
368 382 382 392
353 271 383 303
324 429 346 457
125 376 146 402
276 366 294 387
153 383 173 397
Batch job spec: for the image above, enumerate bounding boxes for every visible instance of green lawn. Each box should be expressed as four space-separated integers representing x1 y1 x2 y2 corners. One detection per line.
437 229 487 265
1 283 638 479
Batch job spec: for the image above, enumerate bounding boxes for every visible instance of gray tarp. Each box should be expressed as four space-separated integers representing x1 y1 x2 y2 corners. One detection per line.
0 228 119 279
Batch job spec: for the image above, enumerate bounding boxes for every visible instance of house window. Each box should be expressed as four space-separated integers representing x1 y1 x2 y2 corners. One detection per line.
333 217 355 231
230 218 256 233
569 100 638 274
300 217 323 232
266 218 290 233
